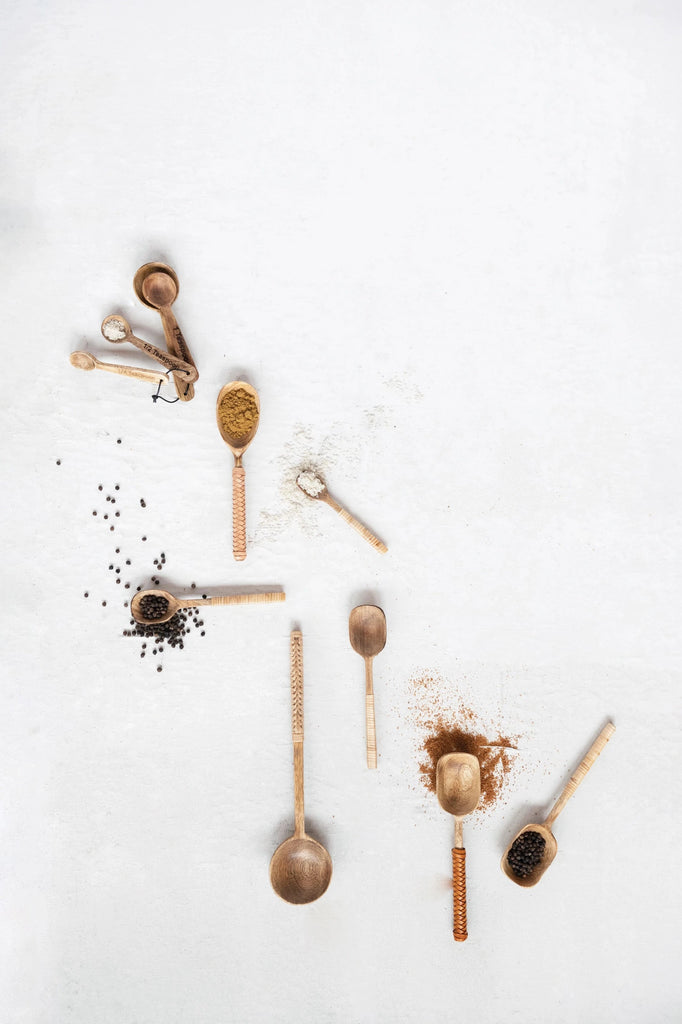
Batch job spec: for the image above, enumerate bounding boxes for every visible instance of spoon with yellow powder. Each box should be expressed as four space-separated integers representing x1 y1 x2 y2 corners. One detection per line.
296 471 388 553
216 381 260 561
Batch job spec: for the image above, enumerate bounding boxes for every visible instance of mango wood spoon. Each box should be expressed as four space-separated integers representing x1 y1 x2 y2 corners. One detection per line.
502 721 615 888
436 753 481 942
216 382 260 561
134 262 197 402
349 605 386 769
69 350 169 385
101 315 197 381
270 631 332 904
296 471 387 553
131 587 284 625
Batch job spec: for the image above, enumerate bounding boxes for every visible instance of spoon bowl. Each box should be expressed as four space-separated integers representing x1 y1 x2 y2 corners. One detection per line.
133 262 180 309
142 271 178 309
501 823 557 888
269 835 333 905
217 381 261 561
70 351 97 370
216 381 260 452
436 752 481 817
131 587 285 624
133 262 196 401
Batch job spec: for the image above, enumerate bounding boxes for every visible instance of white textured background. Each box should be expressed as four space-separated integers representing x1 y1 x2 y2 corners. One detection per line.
2 2 681 1021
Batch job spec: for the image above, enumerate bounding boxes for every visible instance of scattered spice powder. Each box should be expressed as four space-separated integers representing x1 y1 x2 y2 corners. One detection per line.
218 387 259 440
407 670 518 814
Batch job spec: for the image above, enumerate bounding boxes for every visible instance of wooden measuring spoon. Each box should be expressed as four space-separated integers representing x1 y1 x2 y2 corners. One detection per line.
131 587 285 625
134 262 197 402
349 605 386 769
296 471 387 553
502 721 615 888
216 382 260 561
101 315 197 381
269 631 333 904
69 350 169 385
436 753 481 942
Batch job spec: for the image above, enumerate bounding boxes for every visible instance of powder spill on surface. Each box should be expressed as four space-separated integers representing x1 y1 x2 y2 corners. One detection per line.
406 669 519 815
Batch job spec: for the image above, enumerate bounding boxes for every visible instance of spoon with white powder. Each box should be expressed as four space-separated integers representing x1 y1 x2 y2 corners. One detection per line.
296 470 388 553
101 315 198 380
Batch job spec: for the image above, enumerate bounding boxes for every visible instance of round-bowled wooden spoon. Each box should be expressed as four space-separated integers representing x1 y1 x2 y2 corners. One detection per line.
216 382 260 561
270 631 333 904
69 350 169 385
349 605 387 769
134 262 197 402
101 315 197 381
436 752 481 942
131 587 285 625
296 471 387 553
502 721 615 888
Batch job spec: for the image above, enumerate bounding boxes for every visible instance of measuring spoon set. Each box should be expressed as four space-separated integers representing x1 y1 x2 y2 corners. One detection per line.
70 261 199 400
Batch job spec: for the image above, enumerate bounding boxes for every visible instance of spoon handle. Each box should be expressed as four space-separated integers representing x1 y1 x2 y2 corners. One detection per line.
232 466 247 561
159 306 196 402
128 333 197 378
178 592 285 607
290 631 305 836
544 721 615 828
365 659 377 769
323 494 388 554
74 355 170 384
452 848 468 942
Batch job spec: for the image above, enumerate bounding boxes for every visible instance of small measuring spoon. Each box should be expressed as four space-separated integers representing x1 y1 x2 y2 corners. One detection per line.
270 631 333 904
216 382 260 561
69 350 169 385
436 753 481 942
349 605 387 769
502 721 615 887
101 315 197 381
296 471 387 553
134 262 197 402
131 587 285 625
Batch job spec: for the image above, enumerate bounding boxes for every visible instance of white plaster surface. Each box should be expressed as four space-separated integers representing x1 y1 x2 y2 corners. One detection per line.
1 2 681 1021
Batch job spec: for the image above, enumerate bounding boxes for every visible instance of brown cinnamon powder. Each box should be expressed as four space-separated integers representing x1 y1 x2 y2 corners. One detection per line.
408 670 518 813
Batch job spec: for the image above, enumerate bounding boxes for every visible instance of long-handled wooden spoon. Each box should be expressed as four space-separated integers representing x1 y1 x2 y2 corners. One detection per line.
436 753 481 942
296 471 387 553
131 587 284 625
134 262 197 402
502 721 615 888
69 350 169 385
349 605 386 769
216 382 260 561
270 631 332 904
101 315 197 381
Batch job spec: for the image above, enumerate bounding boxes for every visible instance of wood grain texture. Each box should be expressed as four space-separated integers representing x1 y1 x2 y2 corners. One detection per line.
349 605 386 770
130 588 285 624
133 263 197 402
322 492 388 553
544 721 616 827
69 351 169 384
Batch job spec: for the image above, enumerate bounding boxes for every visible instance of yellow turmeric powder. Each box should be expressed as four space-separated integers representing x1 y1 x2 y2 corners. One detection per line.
218 387 259 440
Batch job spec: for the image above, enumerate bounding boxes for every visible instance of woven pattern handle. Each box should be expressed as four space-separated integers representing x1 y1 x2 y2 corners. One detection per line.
452 848 468 942
365 693 377 769
326 496 387 553
290 631 304 741
232 466 246 561
546 721 615 827
208 592 285 606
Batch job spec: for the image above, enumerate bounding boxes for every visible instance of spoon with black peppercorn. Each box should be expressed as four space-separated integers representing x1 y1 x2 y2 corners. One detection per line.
436 753 481 942
101 315 197 381
131 587 285 625
502 721 615 887
270 631 332 905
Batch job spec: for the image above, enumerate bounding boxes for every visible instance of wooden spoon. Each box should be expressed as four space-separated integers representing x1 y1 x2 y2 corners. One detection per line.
270 631 333 904
101 315 197 380
348 605 387 769
436 752 481 942
502 721 615 888
296 471 387 553
69 350 169 385
216 382 260 561
131 587 285 625
134 262 197 402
